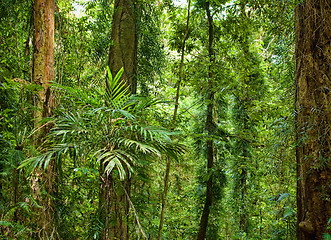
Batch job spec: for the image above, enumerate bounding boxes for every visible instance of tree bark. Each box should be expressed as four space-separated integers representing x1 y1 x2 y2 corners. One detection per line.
108 0 137 94
33 0 54 132
32 0 56 238
295 0 331 239
100 1 137 238
197 1 215 239
99 165 131 240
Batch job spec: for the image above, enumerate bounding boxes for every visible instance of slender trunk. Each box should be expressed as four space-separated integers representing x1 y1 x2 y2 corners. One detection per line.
295 0 331 239
239 167 247 232
172 0 191 126
13 146 21 223
197 132 214 240
157 158 171 240
239 135 248 233
157 2 191 239
197 2 215 239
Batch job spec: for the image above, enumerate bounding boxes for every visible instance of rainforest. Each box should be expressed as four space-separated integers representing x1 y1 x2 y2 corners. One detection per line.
0 0 330 239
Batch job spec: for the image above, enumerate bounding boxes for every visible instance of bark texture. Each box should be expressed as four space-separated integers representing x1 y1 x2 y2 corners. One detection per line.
33 0 54 131
32 0 56 238
99 166 131 240
197 1 215 239
295 0 331 239
108 0 137 94
157 158 171 240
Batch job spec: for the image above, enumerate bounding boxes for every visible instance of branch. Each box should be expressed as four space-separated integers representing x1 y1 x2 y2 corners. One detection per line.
119 181 148 240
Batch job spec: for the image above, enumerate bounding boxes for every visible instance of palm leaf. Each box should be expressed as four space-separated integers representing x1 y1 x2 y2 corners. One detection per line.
19 144 72 172
96 149 134 180
117 138 161 157
105 67 132 109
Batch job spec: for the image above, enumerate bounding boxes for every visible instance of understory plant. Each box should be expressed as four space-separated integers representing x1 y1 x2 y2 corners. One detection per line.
19 67 185 238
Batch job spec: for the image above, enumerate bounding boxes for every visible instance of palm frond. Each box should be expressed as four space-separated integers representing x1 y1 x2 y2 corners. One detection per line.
117 138 161 157
131 96 168 113
96 149 134 180
105 67 133 109
112 109 135 120
19 143 73 172
52 82 102 107
153 141 186 161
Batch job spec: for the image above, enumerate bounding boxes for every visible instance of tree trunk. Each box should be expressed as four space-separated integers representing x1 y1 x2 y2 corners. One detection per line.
239 120 248 234
197 1 215 239
295 0 331 239
108 0 137 94
172 0 191 127
157 158 171 240
99 164 131 240
33 0 54 132
239 165 247 233
101 1 137 238
32 0 56 238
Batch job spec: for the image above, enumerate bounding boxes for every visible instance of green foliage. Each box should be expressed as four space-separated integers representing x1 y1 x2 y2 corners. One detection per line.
136 1 166 95
21 68 184 176
0 0 310 239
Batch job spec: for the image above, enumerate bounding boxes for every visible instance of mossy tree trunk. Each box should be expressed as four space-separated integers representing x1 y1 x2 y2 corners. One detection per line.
32 0 57 238
295 0 331 239
99 0 137 239
108 0 137 94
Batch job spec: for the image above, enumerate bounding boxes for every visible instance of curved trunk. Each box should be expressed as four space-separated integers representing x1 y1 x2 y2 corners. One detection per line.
157 1 191 239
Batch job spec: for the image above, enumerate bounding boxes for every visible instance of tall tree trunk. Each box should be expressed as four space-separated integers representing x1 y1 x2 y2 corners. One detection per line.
99 166 131 240
295 0 331 239
197 1 215 239
172 0 191 127
100 1 137 239
108 0 137 94
33 0 54 132
32 0 56 238
157 1 191 239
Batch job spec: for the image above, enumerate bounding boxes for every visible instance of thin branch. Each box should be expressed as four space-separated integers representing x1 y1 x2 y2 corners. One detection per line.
120 181 148 240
